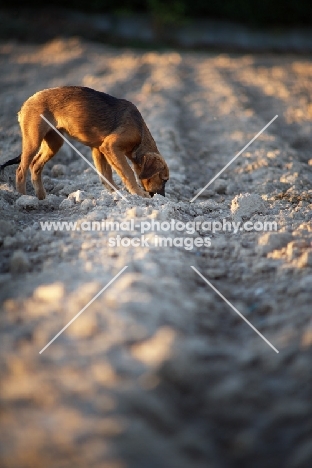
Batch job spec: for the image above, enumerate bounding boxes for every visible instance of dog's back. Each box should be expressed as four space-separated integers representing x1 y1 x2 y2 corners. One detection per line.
19 86 144 147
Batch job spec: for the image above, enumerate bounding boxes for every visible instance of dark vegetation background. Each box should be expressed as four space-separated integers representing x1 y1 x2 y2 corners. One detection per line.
1 0 312 27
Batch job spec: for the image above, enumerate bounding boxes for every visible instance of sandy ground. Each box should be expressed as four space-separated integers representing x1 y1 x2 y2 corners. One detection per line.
0 38 312 468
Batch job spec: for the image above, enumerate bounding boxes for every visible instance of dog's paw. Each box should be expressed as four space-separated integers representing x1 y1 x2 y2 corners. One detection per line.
139 190 151 198
131 188 151 198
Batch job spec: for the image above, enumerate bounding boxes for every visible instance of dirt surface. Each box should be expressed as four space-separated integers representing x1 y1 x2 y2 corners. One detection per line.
0 39 312 468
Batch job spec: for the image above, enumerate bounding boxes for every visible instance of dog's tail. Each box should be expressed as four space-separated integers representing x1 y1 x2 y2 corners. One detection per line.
0 154 21 172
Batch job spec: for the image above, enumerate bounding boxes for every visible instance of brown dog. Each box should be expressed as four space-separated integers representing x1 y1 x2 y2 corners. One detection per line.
9 86 169 199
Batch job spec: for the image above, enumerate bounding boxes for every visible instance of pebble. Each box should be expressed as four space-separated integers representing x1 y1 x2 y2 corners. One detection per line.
214 178 227 194
127 206 143 217
226 182 237 195
51 164 67 177
40 193 61 208
3 236 17 248
68 189 88 203
59 198 75 209
15 195 39 210
298 274 312 290
296 250 312 268
80 199 94 211
10 250 30 274
0 220 14 240
257 232 293 255
231 193 266 221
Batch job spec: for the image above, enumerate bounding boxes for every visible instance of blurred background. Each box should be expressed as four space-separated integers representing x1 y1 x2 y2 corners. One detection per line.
1 0 312 51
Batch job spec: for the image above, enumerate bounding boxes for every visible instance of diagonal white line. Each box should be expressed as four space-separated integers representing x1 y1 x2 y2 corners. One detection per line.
40 114 128 202
191 266 279 353
190 115 278 202
39 266 128 354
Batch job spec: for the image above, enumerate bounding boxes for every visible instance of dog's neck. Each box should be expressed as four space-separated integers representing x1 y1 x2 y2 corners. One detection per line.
132 121 158 163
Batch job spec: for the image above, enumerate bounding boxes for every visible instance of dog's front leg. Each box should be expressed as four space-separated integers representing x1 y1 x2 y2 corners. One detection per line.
100 135 150 198
91 148 119 192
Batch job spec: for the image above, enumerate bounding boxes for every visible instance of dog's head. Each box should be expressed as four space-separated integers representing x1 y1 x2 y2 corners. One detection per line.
138 152 169 197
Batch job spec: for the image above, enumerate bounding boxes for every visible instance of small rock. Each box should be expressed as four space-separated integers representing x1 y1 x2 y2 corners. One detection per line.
59 184 74 196
297 250 312 268
286 240 309 261
231 193 266 221
33 282 65 301
40 193 61 209
252 258 277 274
10 250 30 274
0 197 11 211
153 194 166 203
214 178 227 194
51 164 67 177
68 190 88 203
16 195 39 210
149 209 160 219
0 220 14 241
80 199 94 211
226 182 237 195
285 242 299 261
3 236 16 248
257 232 293 255
59 198 75 209
195 208 203 216
298 275 312 290
127 206 143 217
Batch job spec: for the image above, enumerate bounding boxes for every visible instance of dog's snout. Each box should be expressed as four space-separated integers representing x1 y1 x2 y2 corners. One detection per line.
157 188 165 197
149 187 165 197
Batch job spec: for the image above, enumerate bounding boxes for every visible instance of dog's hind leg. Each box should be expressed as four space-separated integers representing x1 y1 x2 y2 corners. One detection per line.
91 147 119 192
30 129 64 199
16 116 49 195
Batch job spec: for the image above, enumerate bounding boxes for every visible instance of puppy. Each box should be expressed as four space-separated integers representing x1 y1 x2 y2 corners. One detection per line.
5 86 169 199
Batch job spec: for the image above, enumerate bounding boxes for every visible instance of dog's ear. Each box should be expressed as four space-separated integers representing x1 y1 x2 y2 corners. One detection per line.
139 153 164 179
